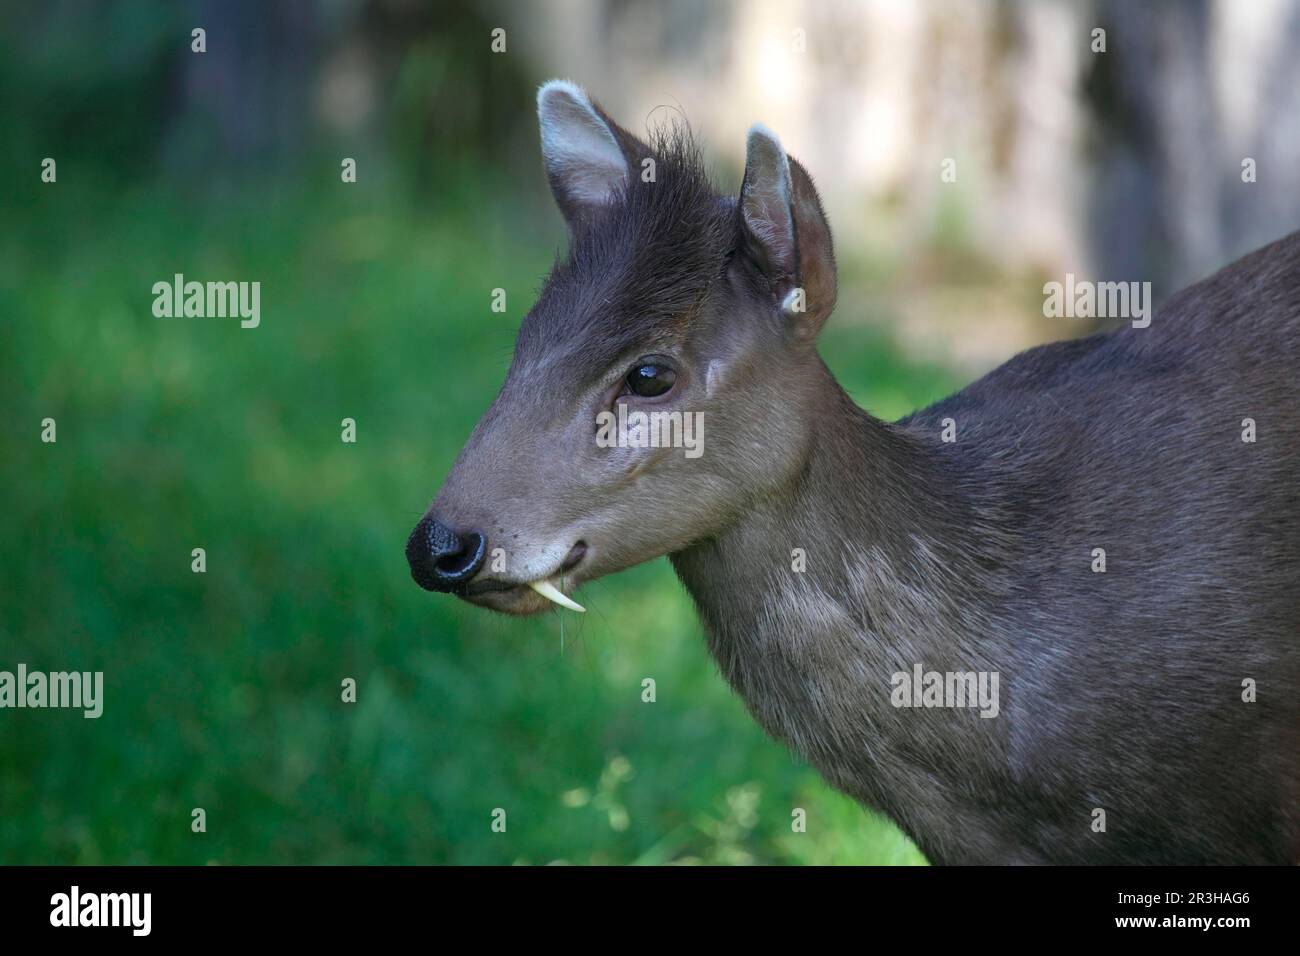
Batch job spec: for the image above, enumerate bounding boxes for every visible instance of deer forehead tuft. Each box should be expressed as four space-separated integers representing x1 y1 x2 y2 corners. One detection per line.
517 126 733 367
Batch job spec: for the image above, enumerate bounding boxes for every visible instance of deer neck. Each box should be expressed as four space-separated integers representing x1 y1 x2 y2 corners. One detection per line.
670 370 1010 804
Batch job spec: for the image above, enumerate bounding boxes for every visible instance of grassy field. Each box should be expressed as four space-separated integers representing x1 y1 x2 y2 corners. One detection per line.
0 169 959 864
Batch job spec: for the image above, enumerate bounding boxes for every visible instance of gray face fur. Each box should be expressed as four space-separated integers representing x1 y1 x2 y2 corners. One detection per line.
425 80 837 614
413 81 1300 864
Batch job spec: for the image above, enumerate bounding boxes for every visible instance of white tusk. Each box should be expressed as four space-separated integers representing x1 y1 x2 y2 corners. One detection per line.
527 579 586 612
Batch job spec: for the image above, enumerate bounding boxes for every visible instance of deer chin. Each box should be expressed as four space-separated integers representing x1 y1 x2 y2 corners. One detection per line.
457 542 590 615
457 577 584 616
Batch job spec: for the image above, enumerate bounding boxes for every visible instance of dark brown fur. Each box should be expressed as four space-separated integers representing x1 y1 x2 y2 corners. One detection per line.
411 84 1300 863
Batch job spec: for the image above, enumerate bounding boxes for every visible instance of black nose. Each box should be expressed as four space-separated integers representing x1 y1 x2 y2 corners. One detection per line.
406 516 487 592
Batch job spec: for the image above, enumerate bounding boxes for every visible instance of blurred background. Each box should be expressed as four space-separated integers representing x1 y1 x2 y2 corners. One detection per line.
3 0 1299 865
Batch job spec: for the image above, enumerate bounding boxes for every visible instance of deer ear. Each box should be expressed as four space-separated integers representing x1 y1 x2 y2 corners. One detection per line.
537 80 631 228
738 125 837 339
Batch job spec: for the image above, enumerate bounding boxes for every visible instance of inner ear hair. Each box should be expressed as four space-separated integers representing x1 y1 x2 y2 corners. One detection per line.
786 154 837 329
739 124 798 281
737 127 837 335
537 80 630 225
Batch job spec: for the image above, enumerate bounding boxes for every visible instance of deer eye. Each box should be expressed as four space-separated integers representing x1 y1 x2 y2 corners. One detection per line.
624 362 676 398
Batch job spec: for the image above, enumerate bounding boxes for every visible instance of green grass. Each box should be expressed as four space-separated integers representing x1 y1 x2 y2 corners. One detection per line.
0 170 956 864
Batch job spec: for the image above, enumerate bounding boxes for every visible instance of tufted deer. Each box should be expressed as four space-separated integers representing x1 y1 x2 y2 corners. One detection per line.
407 80 1300 864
